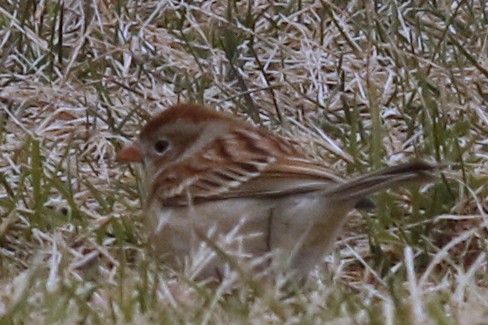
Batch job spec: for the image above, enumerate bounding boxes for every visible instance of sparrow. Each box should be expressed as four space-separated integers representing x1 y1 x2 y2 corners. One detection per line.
117 103 436 279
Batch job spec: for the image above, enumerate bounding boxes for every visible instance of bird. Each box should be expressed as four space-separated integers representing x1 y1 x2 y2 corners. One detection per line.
117 103 436 279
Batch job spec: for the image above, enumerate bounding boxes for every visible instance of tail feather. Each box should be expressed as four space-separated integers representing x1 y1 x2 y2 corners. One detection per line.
326 161 438 203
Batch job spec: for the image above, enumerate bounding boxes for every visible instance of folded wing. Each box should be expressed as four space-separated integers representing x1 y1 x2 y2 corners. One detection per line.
149 126 344 206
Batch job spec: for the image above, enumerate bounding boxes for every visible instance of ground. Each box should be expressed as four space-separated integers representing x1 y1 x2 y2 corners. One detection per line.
0 1 487 324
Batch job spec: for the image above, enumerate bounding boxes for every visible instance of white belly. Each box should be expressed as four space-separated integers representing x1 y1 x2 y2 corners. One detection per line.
144 194 351 278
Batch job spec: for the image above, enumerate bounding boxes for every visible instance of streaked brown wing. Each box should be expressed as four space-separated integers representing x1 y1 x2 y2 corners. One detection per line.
150 126 344 207
206 158 345 200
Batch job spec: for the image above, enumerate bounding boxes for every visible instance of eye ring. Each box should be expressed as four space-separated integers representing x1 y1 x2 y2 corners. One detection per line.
154 139 170 154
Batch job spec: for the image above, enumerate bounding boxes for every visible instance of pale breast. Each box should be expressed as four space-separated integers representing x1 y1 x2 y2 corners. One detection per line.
143 192 353 278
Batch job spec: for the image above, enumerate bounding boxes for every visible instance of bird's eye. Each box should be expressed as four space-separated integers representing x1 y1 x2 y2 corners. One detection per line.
154 139 170 154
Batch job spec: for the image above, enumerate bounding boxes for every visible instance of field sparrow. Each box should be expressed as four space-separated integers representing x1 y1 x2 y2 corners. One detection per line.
117 104 436 279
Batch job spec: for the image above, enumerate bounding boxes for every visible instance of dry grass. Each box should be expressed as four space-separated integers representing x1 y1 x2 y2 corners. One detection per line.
0 0 487 324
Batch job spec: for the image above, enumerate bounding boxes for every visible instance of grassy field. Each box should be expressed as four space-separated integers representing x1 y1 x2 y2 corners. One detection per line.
0 0 487 324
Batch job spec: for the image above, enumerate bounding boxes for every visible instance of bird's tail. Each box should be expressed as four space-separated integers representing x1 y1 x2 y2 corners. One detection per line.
326 160 438 203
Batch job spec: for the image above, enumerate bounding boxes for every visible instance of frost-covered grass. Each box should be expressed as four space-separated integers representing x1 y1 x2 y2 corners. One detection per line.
0 1 487 323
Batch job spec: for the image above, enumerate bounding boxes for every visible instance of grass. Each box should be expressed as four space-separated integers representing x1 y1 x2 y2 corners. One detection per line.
0 0 487 324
